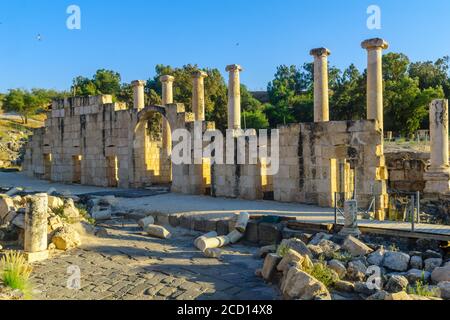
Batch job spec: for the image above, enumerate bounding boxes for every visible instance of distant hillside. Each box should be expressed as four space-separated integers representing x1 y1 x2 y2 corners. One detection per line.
0 113 45 168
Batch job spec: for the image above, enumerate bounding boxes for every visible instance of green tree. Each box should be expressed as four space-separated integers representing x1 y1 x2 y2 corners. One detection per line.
72 69 122 98
3 89 40 123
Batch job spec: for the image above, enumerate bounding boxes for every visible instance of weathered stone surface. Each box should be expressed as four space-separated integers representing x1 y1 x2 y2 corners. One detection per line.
227 230 243 244
334 280 354 293
47 196 64 210
385 291 413 300
327 259 346 279
281 267 331 300
277 249 305 273
385 275 408 293
307 244 323 258
410 256 423 270
383 251 410 272
51 225 81 251
279 238 312 258
91 208 112 221
0 196 14 220
258 222 283 245
423 250 443 260
262 253 282 282
24 194 48 254
62 199 79 220
144 225 171 239
367 290 389 300
308 232 332 246
243 219 258 242
424 258 443 273
235 212 250 233
431 265 450 283
197 235 230 251
317 239 340 258
256 245 277 259
347 260 367 282
367 247 385 266
354 281 377 296
406 269 431 284
438 281 450 299
342 236 373 257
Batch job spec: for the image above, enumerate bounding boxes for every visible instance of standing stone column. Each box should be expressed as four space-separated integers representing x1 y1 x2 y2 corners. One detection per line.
226 64 243 130
24 193 49 262
339 200 361 236
160 75 175 158
361 38 389 129
310 48 331 122
131 80 146 110
192 70 208 121
424 99 450 194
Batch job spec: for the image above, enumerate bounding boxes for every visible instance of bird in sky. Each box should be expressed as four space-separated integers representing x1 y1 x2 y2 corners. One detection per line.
37 33 42 41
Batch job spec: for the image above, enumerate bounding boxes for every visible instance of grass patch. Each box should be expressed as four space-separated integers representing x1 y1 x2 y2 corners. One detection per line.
276 243 290 257
0 251 33 299
407 279 440 297
304 259 337 288
331 251 353 264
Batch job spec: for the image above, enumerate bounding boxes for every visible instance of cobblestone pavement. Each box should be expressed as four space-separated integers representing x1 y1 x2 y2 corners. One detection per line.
31 220 279 300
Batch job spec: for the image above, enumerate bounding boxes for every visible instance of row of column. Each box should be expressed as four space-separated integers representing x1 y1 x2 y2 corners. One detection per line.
310 38 389 127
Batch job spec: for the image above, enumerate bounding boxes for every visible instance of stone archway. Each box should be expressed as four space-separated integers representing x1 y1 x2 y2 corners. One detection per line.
132 105 173 187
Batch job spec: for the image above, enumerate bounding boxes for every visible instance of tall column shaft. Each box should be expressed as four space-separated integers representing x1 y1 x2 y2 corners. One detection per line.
429 99 449 171
310 48 331 122
131 80 145 110
362 38 389 129
24 193 48 253
226 64 243 130
160 75 175 157
192 71 208 121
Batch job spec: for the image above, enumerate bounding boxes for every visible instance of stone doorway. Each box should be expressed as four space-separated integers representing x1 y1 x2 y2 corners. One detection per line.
106 156 119 187
72 155 82 184
43 153 52 180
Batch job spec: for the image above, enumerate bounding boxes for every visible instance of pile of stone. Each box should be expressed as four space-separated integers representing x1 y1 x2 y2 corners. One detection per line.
0 188 96 252
256 232 450 300
0 130 28 168
194 212 250 258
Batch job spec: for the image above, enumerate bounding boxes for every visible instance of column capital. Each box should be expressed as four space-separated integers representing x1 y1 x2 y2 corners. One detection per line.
226 64 243 72
131 80 146 87
361 38 389 50
310 47 331 57
160 75 175 83
192 70 208 79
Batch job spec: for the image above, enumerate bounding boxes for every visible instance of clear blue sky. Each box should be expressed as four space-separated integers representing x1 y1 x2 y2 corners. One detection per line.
1 0 450 92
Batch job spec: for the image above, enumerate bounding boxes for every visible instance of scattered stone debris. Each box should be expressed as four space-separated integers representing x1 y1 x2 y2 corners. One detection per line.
255 229 449 300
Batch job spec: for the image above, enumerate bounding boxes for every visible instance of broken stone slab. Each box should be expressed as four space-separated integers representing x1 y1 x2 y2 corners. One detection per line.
423 250 443 260
138 216 155 229
438 281 450 299
307 244 323 258
424 258 443 273
144 224 171 239
47 196 64 210
367 247 385 266
196 235 230 251
406 269 431 284
277 249 305 273
354 281 377 296
51 225 81 251
347 260 367 282
62 199 80 220
227 229 243 244
308 232 332 246
383 251 411 272
262 253 282 282
334 280 354 293
279 238 313 258
367 290 389 300
410 255 423 270
11 213 25 229
0 195 14 221
281 266 331 300
99 195 119 206
316 239 340 259
327 259 347 279
235 212 250 233
194 231 218 250
256 245 277 259
385 291 413 300
342 235 373 257
385 275 409 293
431 265 450 283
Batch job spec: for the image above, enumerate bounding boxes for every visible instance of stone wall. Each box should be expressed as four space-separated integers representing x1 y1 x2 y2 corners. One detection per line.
22 96 191 188
385 151 429 193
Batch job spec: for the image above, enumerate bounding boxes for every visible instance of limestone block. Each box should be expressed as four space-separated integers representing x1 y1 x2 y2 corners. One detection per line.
144 224 171 239
262 253 282 282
